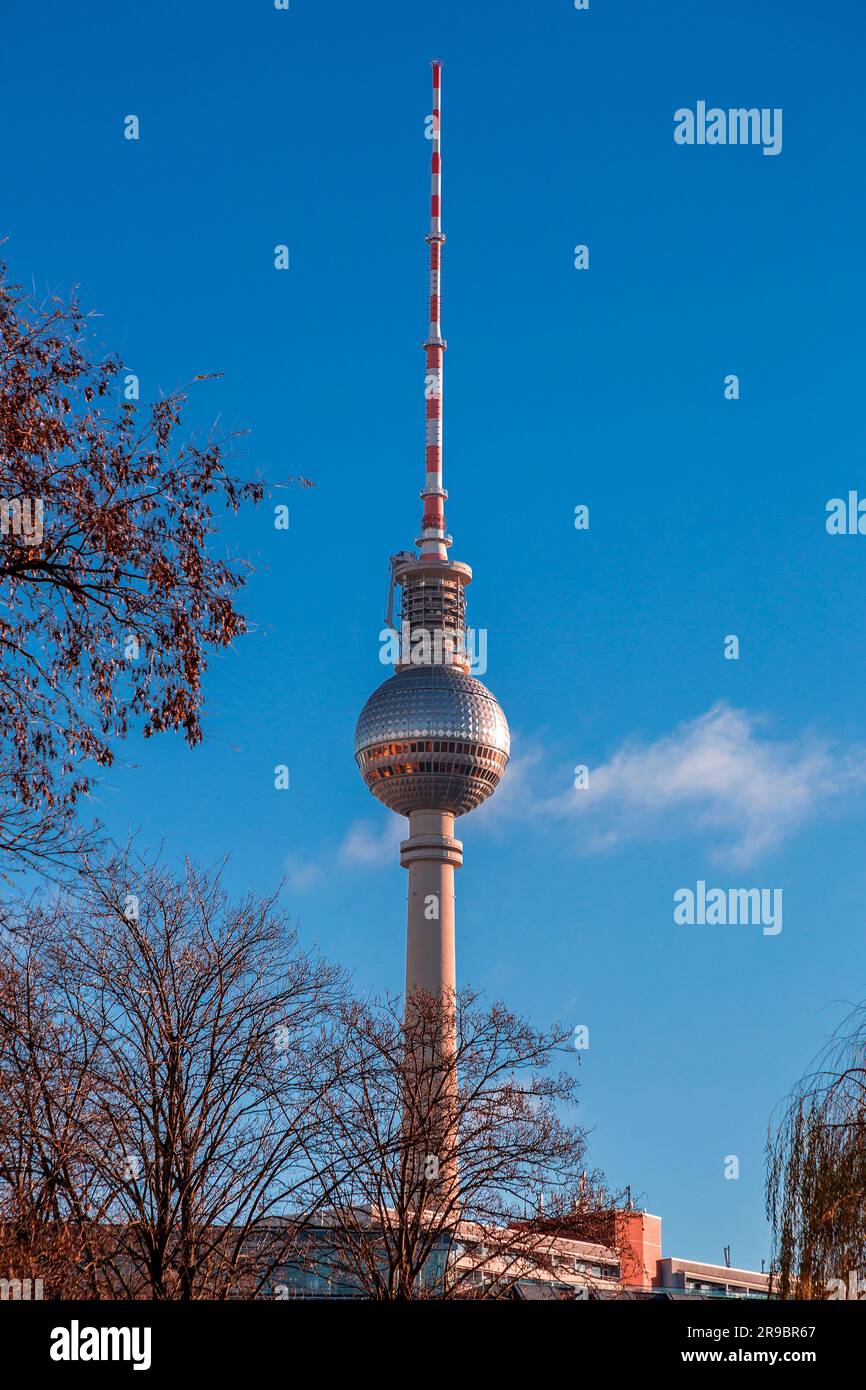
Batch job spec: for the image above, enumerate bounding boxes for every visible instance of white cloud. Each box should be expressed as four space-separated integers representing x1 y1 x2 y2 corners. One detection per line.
289 705 863 882
286 856 325 891
282 815 404 890
533 702 866 865
338 815 404 866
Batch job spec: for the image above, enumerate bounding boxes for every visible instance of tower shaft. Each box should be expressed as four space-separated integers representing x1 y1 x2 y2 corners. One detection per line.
401 809 462 1198
402 809 462 1005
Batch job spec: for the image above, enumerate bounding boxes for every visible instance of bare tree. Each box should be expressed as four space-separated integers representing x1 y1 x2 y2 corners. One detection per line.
0 900 109 1297
767 1002 866 1299
0 849 345 1299
305 988 625 1299
0 860 626 1301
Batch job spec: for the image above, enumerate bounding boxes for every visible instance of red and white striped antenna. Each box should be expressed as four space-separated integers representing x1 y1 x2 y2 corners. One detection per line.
420 59 449 561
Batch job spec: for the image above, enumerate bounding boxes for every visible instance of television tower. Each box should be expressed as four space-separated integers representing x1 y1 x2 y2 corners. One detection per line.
354 62 510 1152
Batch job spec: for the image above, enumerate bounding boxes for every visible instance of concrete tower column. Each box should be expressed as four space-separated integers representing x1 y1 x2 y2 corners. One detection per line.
400 809 463 1005
400 809 463 1202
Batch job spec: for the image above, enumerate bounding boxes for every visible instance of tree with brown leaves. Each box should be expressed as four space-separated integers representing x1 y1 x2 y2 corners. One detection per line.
0 258 308 874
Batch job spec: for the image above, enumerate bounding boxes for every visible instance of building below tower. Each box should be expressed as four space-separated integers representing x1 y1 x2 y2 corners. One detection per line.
260 1208 772 1300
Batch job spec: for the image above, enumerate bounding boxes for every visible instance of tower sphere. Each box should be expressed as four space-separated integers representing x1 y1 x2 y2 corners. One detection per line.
355 664 510 817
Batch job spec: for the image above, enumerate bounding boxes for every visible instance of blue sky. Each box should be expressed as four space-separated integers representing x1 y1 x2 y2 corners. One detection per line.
5 0 866 1271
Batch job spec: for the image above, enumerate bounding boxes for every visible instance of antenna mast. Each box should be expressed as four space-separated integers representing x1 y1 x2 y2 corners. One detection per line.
420 59 449 560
